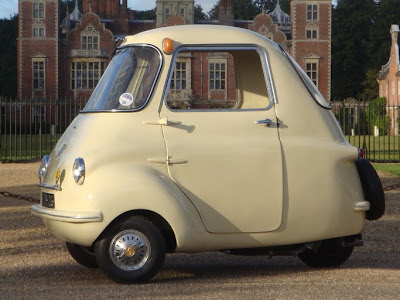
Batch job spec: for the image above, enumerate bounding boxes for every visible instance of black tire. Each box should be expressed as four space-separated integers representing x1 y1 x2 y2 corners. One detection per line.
95 216 166 283
355 158 385 220
66 242 98 268
298 238 354 268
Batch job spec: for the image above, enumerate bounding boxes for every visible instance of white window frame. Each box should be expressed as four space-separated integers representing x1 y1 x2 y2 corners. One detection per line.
33 2 45 19
306 4 318 21
306 29 318 39
170 61 188 90
33 26 45 38
32 57 45 90
71 60 106 90
305 59 319 88
209 60 227 91
81 24 100 50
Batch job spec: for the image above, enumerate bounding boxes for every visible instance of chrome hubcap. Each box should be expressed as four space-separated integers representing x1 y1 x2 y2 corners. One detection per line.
109 229 151 271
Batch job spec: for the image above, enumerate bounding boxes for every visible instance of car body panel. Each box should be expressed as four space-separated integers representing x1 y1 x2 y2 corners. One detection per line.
32 25 368 252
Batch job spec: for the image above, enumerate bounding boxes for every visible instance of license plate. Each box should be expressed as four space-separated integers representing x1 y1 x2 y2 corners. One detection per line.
42 192 55 209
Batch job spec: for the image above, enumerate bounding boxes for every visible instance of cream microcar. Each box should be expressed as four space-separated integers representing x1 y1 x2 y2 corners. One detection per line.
31 25 385 283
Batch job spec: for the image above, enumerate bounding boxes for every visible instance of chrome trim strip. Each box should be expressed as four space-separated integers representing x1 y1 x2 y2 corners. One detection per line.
161 44 276 113
39 183 61 191
31 204 103 223
81 44 164 113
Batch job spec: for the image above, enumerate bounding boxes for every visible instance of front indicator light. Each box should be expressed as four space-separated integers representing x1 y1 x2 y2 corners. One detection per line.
73 158 85 185
38 155 50 183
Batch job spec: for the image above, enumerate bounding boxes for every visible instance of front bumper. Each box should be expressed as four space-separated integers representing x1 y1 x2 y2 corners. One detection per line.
31 204 103 223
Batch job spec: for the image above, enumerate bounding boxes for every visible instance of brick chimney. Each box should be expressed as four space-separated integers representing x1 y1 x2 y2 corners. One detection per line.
219 0 234 26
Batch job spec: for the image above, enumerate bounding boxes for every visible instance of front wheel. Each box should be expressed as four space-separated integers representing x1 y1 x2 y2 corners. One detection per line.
95 216 166 283
298 238 354 268
66 242 98 268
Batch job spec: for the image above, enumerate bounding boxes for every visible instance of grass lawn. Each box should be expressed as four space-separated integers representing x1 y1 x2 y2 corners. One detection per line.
372 163 400 176
0 133 59 161
346 135 400 161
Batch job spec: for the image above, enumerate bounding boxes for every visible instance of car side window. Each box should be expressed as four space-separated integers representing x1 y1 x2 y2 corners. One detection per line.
166 48 271 110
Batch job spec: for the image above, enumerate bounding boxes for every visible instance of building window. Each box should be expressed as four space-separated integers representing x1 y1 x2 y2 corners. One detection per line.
167 49 270 110
33 27 45 38
209 62 226 90
306 62 318 87
71 61 106 90
180 8 185 16
165 8 170 22
170 62 187 90
33 60 45 90
82 36 99 50
33 2 45 19
307 4 318 21
306 29 318 39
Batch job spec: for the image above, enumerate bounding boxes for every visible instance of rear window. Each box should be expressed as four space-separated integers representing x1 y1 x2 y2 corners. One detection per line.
281 47 330 109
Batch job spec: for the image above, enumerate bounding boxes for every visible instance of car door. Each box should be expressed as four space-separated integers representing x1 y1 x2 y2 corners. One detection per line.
159 47 283 233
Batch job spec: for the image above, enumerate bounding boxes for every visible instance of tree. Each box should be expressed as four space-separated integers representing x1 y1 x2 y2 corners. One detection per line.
0 15 18 97
208 0 259 20
208 3 219 20
331 0 377 100
194 4 207 21
133 8 156 20
368 0 400 72
233 0 259 20
365 97 389 135
361 68 379 100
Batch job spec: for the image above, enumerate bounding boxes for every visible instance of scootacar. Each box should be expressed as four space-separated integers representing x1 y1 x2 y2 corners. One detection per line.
31 25 385 283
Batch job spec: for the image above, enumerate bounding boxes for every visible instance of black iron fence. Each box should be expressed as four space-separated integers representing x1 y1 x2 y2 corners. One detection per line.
0 98 399 162
0 97 87 162
331 99 400 162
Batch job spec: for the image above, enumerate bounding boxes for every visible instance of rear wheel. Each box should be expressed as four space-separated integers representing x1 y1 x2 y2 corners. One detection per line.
298 238 354 268
66 242 98 268
355 158 385 220
95 216 166 283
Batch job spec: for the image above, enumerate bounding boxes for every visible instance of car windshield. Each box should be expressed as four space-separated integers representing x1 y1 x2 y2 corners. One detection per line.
83 46 162 112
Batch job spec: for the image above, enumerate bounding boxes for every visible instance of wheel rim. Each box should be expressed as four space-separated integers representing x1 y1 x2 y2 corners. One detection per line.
109 229 151 271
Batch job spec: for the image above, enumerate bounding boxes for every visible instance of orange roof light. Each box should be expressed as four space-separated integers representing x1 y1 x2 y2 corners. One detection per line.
163 38 173 55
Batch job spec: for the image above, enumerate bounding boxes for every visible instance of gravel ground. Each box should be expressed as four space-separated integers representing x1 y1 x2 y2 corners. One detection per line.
0 161 399 299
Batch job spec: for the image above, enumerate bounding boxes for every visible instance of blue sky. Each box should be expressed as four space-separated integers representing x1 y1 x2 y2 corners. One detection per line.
0 0 219 19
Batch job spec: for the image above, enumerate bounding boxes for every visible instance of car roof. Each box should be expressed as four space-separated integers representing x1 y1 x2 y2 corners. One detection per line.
123 25 280 52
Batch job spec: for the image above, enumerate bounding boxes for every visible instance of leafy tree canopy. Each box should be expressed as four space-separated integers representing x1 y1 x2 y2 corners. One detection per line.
194 4 208 21
0 15 18 97
133 8 156 20
208 0 290 20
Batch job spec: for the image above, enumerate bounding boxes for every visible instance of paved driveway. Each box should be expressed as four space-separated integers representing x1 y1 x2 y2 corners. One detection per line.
0 162 399 299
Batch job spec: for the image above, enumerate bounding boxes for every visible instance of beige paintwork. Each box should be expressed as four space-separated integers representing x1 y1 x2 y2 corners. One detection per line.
31 25 366 252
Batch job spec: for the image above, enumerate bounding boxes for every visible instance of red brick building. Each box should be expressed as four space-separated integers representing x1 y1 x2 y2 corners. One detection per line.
378 25 400 136
17 0 331 100
291 0 331 100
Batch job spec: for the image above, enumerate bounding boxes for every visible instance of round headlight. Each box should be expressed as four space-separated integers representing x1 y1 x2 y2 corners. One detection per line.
73 158 85 185
38 155 50 183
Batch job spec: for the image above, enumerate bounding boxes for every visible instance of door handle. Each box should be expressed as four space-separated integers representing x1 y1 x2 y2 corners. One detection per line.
255 119 272 127
143 117 181 126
